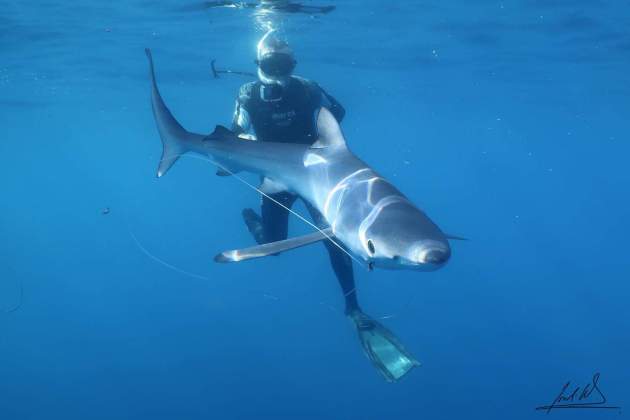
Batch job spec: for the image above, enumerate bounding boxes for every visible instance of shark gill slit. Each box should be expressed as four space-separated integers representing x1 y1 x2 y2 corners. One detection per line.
322 168 370 219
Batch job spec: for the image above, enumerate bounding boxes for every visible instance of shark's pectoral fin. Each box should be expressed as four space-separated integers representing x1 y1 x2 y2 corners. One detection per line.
215 228 333 263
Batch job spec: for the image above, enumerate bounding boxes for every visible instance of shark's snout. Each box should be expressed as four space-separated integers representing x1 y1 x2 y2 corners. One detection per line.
422 248 450 265
415 240 451 269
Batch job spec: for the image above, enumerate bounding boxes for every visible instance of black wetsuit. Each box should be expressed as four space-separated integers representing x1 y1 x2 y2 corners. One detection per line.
232 76 358 313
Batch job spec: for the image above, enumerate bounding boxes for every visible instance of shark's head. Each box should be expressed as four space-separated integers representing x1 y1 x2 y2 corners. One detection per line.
304 107 452 272
359 200 451 271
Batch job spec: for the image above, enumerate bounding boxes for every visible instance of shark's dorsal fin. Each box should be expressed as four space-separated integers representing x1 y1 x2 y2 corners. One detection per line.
206 125 238 141
311 107 346 149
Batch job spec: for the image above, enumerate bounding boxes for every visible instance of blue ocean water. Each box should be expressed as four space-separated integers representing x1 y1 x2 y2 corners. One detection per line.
1 1 629 419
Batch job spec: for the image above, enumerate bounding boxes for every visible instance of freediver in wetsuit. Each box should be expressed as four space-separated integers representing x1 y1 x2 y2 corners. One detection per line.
228 31 419 382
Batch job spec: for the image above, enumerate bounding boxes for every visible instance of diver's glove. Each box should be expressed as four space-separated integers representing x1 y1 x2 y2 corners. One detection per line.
349 309 420 382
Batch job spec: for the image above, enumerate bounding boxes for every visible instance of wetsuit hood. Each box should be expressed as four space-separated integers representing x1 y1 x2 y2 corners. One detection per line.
256 30 295 86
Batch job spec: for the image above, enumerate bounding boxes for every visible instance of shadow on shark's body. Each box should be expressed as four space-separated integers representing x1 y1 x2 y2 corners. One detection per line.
145 48 457 381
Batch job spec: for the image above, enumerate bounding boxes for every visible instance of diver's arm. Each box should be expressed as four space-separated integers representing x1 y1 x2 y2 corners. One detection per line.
299 78 345 122
231 99 257 140
231 99 247 134
231 82 259 140
319 88 345 123
217 100 254 176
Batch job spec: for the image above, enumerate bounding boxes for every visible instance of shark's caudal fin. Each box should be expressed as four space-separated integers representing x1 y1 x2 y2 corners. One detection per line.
145 48 204 178
311 107 347 149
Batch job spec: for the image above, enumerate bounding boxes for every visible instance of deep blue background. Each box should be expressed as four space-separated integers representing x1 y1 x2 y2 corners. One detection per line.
1 1 629 419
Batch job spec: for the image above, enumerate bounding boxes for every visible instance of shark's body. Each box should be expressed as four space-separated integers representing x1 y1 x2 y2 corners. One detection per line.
147 49 451 271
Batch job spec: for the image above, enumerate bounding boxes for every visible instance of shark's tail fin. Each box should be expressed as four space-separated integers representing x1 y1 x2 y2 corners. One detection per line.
145 48 197 178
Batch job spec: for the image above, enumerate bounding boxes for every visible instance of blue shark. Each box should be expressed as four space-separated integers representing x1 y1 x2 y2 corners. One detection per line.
146 48 452 272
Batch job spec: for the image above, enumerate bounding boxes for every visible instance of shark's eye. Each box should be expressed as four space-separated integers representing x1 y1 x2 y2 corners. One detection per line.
367 239 375 255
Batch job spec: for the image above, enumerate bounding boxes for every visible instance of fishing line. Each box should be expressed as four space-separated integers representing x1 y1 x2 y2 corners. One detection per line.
174 153 368 270
151 152 422 322
374 293 417 321
134 149 368 316
1 278 23 314
128 228 210 281
125 181 386 321
336 283 415 321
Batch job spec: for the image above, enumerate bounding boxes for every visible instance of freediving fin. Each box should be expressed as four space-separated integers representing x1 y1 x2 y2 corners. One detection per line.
350 310 420 382
242 208 265 245
215 227 334 263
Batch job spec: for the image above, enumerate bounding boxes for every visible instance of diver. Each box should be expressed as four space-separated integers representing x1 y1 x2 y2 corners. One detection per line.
228 31 419 382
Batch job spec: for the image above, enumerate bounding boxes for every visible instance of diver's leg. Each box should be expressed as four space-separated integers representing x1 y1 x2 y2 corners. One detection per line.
261 192 297 242
302 205 419 382
243 192 296 244
304 202 359 314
